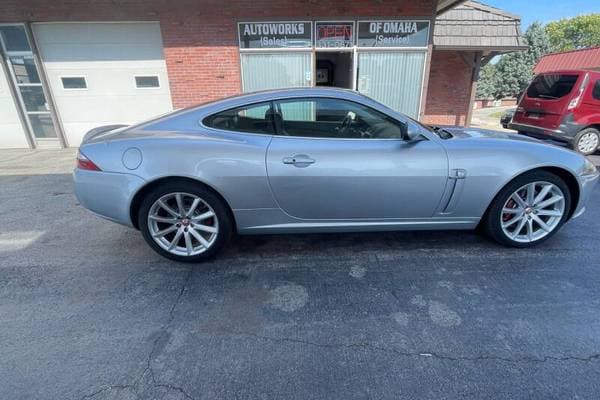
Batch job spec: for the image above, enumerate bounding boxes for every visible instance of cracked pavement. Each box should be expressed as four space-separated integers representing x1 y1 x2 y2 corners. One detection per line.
1 149 600 399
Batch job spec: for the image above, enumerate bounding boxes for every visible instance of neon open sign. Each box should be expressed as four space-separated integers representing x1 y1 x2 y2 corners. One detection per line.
315 22 354 48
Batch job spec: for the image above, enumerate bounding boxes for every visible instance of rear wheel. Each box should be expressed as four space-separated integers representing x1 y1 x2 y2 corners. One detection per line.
138 182 232 262
572 128 599 155
482 171 571 247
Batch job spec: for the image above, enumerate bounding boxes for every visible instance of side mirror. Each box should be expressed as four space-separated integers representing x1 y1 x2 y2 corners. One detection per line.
405 121 423 141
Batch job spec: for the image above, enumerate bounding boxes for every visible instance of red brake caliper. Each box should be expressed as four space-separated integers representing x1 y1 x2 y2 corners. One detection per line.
503 199 516 222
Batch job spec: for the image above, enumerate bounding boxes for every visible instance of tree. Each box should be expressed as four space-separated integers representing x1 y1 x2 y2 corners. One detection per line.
476 22 551 99
476 63 500 99
545 14 600 52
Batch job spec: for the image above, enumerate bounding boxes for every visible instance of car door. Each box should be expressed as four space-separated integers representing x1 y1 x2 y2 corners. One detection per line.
266 97 449 220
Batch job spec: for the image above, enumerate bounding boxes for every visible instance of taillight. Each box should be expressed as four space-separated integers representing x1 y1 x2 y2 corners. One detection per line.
76 150 101 171
568 73 589 111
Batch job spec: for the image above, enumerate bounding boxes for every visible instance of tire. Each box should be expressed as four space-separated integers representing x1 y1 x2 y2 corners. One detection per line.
571 128 600 156
482 170 571 248
138 181 233 262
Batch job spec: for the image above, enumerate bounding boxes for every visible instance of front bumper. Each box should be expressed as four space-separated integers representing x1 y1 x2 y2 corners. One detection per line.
73 169 146 227
573 170 600 219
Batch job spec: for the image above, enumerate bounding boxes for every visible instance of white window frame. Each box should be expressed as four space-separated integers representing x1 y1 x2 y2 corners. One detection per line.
134 75 161 89
60 75 88 90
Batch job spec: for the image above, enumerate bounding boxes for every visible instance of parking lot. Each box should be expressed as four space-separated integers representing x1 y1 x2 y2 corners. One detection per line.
1 148 600 400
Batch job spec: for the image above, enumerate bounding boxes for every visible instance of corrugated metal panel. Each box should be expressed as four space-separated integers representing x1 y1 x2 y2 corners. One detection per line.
534 47 600 74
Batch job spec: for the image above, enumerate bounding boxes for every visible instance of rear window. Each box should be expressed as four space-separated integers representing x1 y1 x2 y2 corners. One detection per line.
526 74 578 100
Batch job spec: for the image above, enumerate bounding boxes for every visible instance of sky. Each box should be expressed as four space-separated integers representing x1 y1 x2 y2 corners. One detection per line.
482 0 600 29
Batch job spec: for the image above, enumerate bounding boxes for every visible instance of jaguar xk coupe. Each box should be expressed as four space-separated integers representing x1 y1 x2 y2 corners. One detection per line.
73 88 599 262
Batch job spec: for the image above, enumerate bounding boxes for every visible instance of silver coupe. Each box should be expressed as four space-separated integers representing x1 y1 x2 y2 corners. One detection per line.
73 88 599 262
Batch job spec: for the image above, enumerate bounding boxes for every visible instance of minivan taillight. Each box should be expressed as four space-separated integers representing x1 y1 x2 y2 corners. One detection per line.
568 73 589 111
76 151 101 171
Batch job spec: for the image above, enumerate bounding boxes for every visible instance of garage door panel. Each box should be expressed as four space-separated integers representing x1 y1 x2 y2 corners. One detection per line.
38 44 165 63
34 23 163 46
56 95 173 121
42 59 169 70
33 22 173 146
45 69 170 96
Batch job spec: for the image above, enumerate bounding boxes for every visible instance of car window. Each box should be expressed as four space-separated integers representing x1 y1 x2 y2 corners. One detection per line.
593 80 600 101
203 102 275 134
526 74 578 100
273 98 406 139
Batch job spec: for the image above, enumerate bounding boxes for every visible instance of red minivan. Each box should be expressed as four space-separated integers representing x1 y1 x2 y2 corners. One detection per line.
509 69 600 155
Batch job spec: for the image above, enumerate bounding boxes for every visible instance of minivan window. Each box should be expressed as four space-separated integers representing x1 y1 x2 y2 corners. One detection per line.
526 74 578 100
203 102 275 135
593 80 600 101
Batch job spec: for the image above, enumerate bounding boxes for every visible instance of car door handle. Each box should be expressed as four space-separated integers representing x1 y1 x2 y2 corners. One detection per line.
282 155 315 167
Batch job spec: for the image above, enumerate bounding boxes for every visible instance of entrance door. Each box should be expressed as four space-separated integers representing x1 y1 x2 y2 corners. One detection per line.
266 97 448 220
0 52 29 148
0 24 61 148
315 51 353 89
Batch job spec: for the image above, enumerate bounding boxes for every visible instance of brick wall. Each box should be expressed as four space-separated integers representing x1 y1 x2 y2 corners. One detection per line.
423 50 473 126
3 0 436 108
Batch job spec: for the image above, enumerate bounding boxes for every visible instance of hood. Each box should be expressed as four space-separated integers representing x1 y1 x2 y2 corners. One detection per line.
435 126 542 144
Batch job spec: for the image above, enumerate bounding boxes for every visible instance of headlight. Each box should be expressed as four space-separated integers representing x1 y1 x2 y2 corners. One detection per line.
581 158 598 176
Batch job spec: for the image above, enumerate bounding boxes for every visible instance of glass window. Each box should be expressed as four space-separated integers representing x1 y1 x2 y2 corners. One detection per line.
357 51 426 118
29 114 57 138
135 76 160 88
19 86 48 112
203 102 275 135
592 80 600 101
10 56 40 84
61 77 87 89
241 52 312 92
527 74 579 99
0 25 31 52
274 98 406 139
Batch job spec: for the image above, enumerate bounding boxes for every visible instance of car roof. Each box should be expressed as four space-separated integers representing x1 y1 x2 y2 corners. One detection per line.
536 69 600 77
203 87 367 107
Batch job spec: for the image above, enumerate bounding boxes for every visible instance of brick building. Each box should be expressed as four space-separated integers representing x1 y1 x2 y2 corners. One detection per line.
0 0 524 149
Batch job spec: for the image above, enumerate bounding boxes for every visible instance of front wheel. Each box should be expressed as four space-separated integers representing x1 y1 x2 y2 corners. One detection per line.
482 171 571 247
138 182 232 262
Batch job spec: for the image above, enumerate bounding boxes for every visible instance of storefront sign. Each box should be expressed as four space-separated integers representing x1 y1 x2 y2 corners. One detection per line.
315 22 354 48
357 20 430 48
238 22 312 49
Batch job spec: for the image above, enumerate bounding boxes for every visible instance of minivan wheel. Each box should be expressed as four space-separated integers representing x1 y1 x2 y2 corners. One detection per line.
482 171 571 248
572 128 600 155
138 182 232 262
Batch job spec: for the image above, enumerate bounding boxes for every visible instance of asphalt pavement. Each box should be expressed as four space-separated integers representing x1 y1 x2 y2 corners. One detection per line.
1 148 599 400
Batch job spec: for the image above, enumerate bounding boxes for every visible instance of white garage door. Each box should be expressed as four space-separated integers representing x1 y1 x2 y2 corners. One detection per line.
0 59 29 148
33 22 173 146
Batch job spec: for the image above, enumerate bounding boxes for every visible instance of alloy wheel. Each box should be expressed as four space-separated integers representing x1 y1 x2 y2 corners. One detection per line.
147 192 219 256
500 181 565 243
577 131 599 154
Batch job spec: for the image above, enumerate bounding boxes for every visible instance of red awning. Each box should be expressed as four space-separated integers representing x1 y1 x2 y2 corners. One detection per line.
534 46 600 74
